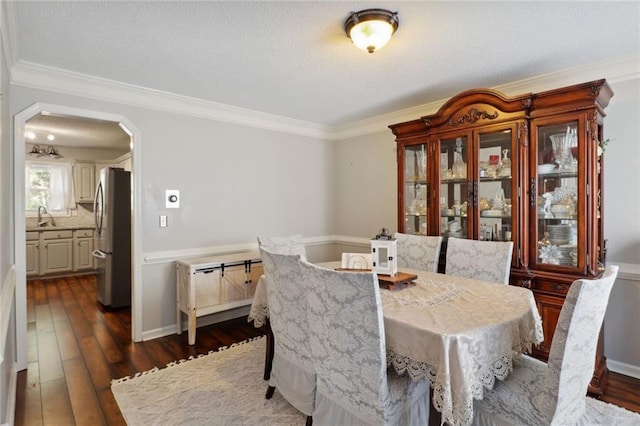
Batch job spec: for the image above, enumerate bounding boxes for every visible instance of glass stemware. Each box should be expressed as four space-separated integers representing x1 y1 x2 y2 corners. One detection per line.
549 128 577 171
416 147 426 179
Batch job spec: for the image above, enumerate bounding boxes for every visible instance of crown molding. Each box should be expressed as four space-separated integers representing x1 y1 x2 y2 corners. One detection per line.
493 54 640 96
7 52 638 142
329 54 640 141
10 60 331 140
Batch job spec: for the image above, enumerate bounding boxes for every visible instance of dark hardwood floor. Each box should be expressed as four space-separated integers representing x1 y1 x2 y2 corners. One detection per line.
15 274 640 425
16 274 266 425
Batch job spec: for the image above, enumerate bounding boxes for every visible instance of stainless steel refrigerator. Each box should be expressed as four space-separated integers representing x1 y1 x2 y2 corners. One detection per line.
93 167 131 307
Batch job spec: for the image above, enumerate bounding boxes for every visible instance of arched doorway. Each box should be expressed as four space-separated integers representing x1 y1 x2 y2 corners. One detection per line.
13 103 142 370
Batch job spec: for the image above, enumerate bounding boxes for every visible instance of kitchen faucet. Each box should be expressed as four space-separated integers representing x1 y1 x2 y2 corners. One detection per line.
37 205 56 227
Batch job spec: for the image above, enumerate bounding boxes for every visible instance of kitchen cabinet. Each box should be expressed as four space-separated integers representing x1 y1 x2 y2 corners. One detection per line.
176 251 263 345
94 161 113 186
390 79 612 394
114 152 132 171
26 231 39 276
40 230 73 275
74 161 95 203
73 229 94 271
27 227 98 279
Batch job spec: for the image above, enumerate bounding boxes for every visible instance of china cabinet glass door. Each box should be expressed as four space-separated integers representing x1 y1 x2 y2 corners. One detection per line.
532 119 582 271
476 128 515 244
437 127 517 243
438 135 469 239
402 144 428 235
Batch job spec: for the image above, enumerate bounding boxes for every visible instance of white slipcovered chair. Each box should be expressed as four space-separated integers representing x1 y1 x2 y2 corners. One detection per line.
394 232 443 272
341 252 373 269
257 234 307 258
301 260 431 426
473 266 640 425
445 237 513 284
256 234 307 381
259 248 315 424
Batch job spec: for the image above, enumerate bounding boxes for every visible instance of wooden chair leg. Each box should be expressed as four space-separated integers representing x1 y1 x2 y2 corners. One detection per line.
305 415 313 426
428 385 441 426
265 385 275 399
263 321 274 380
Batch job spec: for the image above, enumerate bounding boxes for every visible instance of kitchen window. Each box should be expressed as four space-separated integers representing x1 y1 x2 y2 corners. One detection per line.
25 161 76 216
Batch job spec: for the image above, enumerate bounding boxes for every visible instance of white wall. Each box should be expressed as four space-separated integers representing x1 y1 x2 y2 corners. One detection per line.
333 131 398 237
133 113 333 252
602 78 640 264
601 78 640 375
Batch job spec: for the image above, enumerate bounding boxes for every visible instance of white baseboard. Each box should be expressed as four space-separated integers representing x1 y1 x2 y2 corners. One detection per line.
607 359 640 380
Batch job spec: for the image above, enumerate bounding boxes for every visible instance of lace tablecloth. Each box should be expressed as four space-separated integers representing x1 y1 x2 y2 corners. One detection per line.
248 267 543 426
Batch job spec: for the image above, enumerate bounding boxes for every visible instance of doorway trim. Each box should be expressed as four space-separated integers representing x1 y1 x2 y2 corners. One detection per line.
13 103 143 370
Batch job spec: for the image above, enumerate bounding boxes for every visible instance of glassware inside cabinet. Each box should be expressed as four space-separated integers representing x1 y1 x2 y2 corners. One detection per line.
405 144 427 182
405 183 428 235
439 137 468 239
536 122 579 267
478 130 513 242
404 144 428 235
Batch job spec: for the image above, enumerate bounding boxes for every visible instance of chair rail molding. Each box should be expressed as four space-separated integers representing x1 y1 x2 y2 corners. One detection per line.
614 262 640 282
142 235 370 265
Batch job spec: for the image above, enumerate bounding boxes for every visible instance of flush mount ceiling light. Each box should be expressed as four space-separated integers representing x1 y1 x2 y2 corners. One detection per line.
344 8 399 54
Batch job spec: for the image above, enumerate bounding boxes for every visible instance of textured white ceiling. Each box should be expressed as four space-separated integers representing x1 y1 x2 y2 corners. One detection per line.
10 1 640 143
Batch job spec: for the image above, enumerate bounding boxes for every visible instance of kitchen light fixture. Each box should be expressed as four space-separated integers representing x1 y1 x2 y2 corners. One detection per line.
344 8 399 54
29 144 62 159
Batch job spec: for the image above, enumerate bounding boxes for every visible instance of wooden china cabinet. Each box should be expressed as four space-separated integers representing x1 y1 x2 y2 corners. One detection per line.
389 79 613 395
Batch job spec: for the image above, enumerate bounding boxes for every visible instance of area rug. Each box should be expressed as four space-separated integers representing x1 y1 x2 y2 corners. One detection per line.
111 336 305 425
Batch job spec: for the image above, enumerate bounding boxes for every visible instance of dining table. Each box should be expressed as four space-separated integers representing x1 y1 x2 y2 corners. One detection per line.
248 262 544 426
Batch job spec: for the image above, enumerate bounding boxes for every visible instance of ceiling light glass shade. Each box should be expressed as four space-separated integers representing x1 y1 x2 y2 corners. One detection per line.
29 144 61 159
344 9 399 54
46 145 61 158
29 145 43 157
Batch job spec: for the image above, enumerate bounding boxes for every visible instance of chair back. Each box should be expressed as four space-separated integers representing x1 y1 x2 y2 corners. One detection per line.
301 260 388 424
257 234 306 258
259 247 315 414
341 252 373 269
394 233 443 272
445 237 513 284
543 265 618 425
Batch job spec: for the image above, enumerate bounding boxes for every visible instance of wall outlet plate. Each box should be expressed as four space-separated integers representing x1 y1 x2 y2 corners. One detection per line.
166 190 180 208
